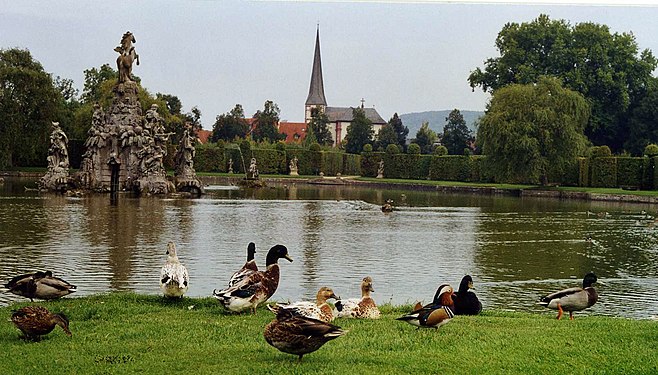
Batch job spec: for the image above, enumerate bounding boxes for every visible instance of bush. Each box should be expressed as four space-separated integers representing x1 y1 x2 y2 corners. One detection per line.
363 144 373 153
429 155 472 181
644 144 658 157
342 153 361 176
407 143 421 155
590 145 612 158
463 148 472 156
251 148 286 174
361 151 383 177
309 143 321 152
275 141 286 152
433 145 448 156
578 157 590 187
617 157 644 188
590 157 617 187
194 143 225 172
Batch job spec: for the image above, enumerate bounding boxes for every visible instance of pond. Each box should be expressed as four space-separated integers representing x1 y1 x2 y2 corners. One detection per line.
1 177 657 319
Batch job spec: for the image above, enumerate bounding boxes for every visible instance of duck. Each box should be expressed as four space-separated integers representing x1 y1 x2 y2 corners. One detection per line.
160 242 189 298
397 284 455 329
269 287 339 323
3 271 76 301
452 275 482 315
334 276 381 319
11 305 72 341
213 244 293 313
538 272 598 320
228 242 258 287
264 306 347 361
381 199 394 213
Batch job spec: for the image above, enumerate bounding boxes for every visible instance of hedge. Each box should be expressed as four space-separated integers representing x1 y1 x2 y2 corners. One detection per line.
342 153 361 176
590 157 617 188
429 156 473 182
194 143 225 173
360 151 384 178
616 157 644 189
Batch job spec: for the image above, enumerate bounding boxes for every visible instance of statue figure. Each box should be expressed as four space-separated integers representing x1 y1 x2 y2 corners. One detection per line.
114 31 140 83
247 157 259 179
289 156 299 176
47 122 69 170
228 158 234 174
377 159 384 179
174 123 197 178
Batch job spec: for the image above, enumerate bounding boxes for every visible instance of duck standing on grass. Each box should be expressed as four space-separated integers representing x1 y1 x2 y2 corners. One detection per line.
397 284 456 329
3 271 76 301
11 305 72 341
452 275 482 315
538 273 598 320
213 244 293 313
228 242 258 287
160 242 189 298
264 306 347 361
268 286 339 322
334 276 381 319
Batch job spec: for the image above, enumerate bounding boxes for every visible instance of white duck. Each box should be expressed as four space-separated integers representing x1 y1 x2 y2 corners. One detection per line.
334 276 381 319
160 242 189 298
268 287 339 323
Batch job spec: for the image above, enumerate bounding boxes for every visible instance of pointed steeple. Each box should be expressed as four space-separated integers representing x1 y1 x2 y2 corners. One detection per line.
305 27 327 106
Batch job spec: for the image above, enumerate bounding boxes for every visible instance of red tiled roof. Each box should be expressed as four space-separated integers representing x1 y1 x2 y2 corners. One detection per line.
197 129 212 144
278 122 307 143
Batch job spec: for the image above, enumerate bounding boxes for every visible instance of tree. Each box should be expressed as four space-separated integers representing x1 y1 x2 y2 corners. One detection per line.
626 78 658 154
477 76 590 185
81 63 118 104
0 48 63 168
374 123 399 151
344 107 374 154
415 122 437 154
468 14 657 152
252 100 284 142
156 93 183 116
388 113 409 150
307 107 333 146
442 109 472 155
211 104 249 142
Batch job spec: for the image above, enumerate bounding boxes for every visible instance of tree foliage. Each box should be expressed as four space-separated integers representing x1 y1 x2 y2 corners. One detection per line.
415 121 437 154
307 107 333 146
0 48 63 168
477 76 590 184
626 78 658 154
468 14 657 151
252 100 284 142
375 123 399 151
442 109 472 155
344 107 374 154
388 113 409 150
211 104 250 142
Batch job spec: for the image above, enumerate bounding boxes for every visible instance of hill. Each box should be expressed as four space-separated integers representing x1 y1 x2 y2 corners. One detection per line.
399 110 483 138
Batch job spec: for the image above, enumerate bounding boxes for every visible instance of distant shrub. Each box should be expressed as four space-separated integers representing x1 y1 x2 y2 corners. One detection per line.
309 143 321 152
386 144 400 154
433 145 448 156
590 145 612 158
407 143 421 155
363 144 373 153
644 144 658 157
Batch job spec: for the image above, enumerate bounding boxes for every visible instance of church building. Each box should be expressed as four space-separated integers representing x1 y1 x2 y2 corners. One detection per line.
305 29 386 147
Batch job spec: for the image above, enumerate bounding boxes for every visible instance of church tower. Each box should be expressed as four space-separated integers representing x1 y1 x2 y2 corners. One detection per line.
305 27 327 123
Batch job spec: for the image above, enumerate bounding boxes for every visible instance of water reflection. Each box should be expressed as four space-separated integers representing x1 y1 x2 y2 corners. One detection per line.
0 177 657 320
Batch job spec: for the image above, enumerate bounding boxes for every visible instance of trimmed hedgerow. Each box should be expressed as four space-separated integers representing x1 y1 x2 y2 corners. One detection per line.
470 156 494 183
361 151 384 178
321 152 344 176
578 157 590 187
590 157 617 188
194 143 225 172
429 155 472 181
342 153 361 176
251 148 286 174
616 157 644 189
384 154 429 180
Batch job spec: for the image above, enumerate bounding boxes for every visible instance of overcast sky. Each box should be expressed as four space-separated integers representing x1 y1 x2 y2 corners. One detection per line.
2 1 658 128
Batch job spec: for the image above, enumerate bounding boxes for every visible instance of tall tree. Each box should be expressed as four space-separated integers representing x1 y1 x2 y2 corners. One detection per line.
252 100 284 142
442 109 472 155
374 123 399 151
81 63 119 104
388 113 409 150
307 107 333 145
477 76 590 185
211 104 249 142
626 78 658 154
0 48 63 168
156 93 183 116
415 121 437 154
344 107 374 154
468 14 657 151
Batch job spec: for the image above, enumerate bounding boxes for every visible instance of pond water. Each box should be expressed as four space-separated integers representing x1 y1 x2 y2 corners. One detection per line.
1 177 657 319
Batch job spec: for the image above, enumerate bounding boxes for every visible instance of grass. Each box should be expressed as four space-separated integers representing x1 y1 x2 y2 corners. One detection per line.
1 293 656 374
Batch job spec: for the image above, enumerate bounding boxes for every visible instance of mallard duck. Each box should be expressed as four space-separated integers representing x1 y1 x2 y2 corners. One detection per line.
3 271 76 301
264 307 346 361
11 305 72 341
397 284 455 329
452 275 482 315
269 287 339 323
538 273 598 320
213 244 293 313
381 199 394 213
228 242 258 287
334 276 381 319
160 242 189 298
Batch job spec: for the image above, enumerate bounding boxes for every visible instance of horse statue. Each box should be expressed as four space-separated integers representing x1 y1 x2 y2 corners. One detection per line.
114 31 140 83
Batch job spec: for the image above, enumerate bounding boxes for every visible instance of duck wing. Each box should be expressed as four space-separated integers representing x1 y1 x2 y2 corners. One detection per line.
539 286 583 304
228 261 258 287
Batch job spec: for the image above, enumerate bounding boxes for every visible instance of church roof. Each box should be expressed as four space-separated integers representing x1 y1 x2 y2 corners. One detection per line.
305 28 327 106
325 106 387 125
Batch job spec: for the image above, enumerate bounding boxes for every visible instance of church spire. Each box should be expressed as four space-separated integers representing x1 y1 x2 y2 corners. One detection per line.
305 27 327 106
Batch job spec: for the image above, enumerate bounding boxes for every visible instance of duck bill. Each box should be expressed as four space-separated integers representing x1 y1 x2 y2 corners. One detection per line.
284 254 294 262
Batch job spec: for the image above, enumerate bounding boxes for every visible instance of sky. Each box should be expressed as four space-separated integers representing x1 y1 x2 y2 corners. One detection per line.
2 1 658 129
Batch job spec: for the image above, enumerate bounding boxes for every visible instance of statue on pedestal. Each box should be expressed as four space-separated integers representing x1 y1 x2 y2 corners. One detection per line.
39 122 70 191
247 157 259 179
228 158 234 174
377 160 384 179
114 31 140 83
289 156 299 176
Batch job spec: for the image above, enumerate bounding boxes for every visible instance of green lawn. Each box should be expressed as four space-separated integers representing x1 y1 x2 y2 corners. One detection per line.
1 293 656 374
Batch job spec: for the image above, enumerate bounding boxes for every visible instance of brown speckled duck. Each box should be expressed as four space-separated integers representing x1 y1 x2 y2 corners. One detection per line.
213 244 293 313
11 305 72 341
538 273 598 320
3 271 76 301
268 287 339 322
228 242 258 287
334 276 381 319
264 307 347 361
397 284 456 329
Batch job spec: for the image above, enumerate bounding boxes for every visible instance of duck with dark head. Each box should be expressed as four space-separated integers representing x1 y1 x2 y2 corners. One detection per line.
11 306 72 341
397 284 456 329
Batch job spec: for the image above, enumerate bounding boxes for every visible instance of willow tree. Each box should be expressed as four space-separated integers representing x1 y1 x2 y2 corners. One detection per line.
477 76 589 185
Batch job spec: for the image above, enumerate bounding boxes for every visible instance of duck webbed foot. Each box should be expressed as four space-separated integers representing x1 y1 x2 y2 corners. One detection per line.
556 303 564 320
